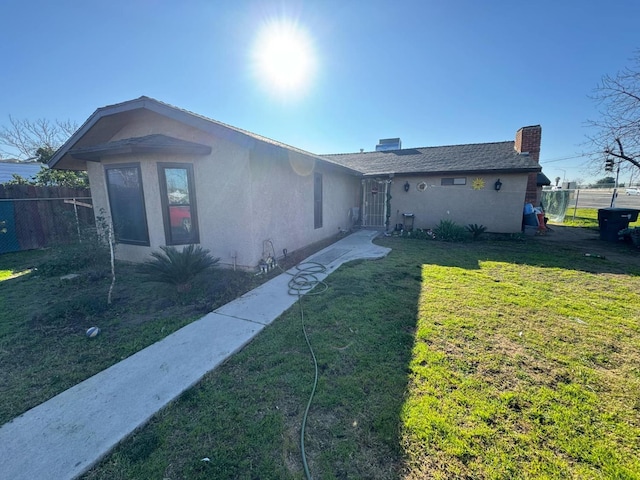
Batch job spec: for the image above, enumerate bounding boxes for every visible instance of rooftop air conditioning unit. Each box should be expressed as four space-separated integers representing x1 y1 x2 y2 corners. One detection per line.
375 138 401 151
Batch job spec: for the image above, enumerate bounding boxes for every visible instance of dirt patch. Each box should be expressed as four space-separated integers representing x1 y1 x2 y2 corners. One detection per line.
278 233 347 271
535 224 640 268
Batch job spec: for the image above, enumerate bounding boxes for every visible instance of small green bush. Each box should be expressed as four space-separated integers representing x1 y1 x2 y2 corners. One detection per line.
466 223 487 240
139 245 220 293
434 219 467 242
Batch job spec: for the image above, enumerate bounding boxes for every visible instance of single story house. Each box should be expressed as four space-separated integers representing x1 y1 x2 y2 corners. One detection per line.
49 96 543 269
325 125 543 232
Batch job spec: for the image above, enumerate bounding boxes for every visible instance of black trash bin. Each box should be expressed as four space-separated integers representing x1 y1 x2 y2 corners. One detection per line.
598 208 640 242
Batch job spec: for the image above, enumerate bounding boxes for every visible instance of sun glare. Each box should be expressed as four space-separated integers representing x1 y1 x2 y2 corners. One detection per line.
253 20 316 96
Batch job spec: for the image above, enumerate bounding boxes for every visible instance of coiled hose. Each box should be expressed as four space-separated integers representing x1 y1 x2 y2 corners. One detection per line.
286 262 327 480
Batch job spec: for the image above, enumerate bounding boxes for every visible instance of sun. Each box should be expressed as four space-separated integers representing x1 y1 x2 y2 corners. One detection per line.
252 20 317 96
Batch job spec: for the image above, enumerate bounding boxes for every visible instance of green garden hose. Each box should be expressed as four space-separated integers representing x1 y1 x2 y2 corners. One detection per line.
285 261 328 480
266 238 329 479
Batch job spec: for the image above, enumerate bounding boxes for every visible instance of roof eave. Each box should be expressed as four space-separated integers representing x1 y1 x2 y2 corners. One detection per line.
49 98 148 169
48 97 255 170
68 136 213 162
361 166 541 177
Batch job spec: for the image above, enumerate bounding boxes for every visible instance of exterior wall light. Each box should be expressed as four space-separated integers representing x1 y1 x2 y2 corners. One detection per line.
494 179 503 191
404 181 410 192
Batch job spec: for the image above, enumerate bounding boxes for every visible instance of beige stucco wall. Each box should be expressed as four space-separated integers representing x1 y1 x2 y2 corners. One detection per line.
246 149 360 266
389 173 528 232
85 109 529 267
86 114 360 269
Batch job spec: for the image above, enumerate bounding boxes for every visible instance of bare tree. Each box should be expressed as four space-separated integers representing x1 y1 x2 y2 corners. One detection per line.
587 52 640 175
0 117 77 161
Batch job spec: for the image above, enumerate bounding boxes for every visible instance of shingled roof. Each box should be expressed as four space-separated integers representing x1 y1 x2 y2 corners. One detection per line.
49 96 360 175
50 96 541 179
322 141 541 176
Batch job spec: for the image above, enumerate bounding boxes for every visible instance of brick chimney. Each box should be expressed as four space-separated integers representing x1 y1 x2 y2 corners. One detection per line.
515 125 542 204
515 125 541 162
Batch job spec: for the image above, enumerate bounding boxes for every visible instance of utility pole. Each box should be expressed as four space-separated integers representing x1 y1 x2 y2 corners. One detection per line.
558 168 566 186
605 156 618 207
612 163 620 208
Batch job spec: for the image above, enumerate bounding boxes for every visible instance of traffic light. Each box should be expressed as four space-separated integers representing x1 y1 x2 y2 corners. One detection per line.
605 157 615 172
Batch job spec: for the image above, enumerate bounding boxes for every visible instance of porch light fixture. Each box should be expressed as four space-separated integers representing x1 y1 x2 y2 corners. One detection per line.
404 181 410 192
494 179 503 191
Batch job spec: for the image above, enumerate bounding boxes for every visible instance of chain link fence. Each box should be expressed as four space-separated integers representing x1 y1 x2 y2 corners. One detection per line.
541 187 640 223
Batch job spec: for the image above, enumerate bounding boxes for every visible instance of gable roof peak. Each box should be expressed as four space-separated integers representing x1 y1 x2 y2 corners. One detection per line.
48 96 361 175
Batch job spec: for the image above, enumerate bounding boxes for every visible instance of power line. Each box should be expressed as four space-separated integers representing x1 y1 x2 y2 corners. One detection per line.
539 154 591 164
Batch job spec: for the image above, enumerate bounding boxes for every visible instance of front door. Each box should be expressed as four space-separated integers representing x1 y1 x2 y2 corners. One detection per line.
361 179 387 228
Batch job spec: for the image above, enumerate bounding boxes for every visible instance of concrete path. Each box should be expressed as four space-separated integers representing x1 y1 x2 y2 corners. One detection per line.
0 230 390 480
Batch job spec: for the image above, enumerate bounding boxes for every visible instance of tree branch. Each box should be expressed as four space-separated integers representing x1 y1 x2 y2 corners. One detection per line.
606 138 640 169
587 51 640 176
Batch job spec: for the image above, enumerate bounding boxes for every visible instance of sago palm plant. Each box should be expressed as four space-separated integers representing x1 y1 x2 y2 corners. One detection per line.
465 223 487 240
139 244 220 293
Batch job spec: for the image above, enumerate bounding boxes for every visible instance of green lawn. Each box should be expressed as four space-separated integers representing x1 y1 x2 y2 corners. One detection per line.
560 208 640 228
72 236 640 479
0 246 261 425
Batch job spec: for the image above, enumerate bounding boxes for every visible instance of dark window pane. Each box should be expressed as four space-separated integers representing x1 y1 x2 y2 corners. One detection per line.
105 165 149 245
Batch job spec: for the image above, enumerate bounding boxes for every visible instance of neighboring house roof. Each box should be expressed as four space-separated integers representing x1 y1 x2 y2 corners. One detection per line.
0 160 43 184
49 96 360 176
322 142 541 177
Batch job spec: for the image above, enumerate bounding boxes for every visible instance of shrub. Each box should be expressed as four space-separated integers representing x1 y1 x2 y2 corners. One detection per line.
138 245 220 293
434 219 467 242
465 223 487 240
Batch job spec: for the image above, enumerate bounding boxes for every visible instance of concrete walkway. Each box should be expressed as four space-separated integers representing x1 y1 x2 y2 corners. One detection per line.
0 230 390 480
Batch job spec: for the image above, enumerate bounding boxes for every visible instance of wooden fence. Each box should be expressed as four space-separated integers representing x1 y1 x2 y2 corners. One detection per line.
0 185 93 254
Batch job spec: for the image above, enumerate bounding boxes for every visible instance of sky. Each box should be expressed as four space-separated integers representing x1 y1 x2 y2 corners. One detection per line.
1 0 639 185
